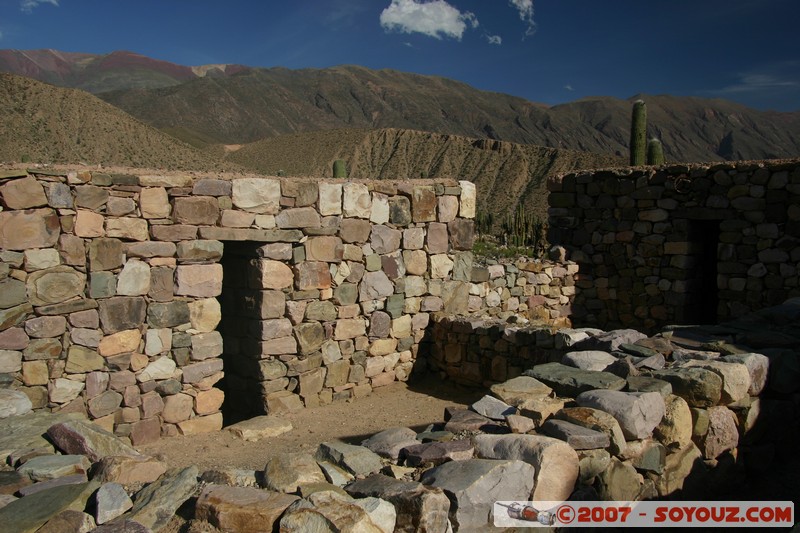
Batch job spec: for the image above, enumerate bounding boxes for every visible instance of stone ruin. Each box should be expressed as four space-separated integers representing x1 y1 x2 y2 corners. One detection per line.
0 160 799 531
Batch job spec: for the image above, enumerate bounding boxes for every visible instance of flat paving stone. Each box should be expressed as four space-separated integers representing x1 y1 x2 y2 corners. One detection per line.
400 439 474 467
524 362 627 397
469 395 516 421
443 409 505 434
539 419 611 450
226 416 293 441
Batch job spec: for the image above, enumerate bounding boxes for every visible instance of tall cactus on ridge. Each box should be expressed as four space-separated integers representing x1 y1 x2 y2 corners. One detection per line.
629 99 647 166
647 138 665 165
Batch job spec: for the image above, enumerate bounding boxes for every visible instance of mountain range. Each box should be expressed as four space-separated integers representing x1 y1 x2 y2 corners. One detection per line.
1 48 799 224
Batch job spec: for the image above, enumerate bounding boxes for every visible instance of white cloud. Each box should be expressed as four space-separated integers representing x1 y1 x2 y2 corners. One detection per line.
486 34 502 45
564 84 574 91
20 0 59 13
509 0 536 37
717 73 798 94
380 0 478 41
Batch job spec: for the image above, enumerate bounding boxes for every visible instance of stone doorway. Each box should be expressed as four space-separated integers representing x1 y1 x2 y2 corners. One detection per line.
217 240 292 424
680 219 721 324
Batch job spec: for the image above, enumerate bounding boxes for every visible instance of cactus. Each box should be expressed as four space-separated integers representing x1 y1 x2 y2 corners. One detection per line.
647 138 665 165
332 159 347 179
475 210 494 236
629 100 647 166
500 204 546 253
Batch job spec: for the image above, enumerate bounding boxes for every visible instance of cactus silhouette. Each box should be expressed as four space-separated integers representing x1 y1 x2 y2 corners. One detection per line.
630 100 647 166
647 138 665 165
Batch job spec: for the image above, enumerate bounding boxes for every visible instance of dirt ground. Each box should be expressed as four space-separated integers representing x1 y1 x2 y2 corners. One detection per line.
138 375 485 472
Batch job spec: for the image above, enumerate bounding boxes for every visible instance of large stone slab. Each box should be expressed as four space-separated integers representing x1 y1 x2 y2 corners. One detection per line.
195 484 298 532
315 441 383 477
344 474 451 533
472 434 579 501
293 490 384 533
361 427 420 461
562 350 618 371
651 442 704 497
595 458 644 501
26 266 86 306
400 439 474 467
645 367 723 408
523 362 626 397
681 360 751 404
574 328 648 352
0 389 32 419
0 481 96 533
34 510 96 533
695 406 739 460
91 455 167 485
470 395 516 420
653 394 693 449
2 176 47 209
95 482 133 524
17 454 91 482
540 419 611 450
721 353 769 395
555 406 627 456
226 415 293 441
443 409 503 433
0 412 81 464
232 178 281 214
0 209 60 250
262 452 327 493
421 458 534 532
126 466 198 531
46 420 140 462
575 390 666 440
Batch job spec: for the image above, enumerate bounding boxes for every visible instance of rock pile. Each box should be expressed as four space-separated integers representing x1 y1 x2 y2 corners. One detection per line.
0 312 795 532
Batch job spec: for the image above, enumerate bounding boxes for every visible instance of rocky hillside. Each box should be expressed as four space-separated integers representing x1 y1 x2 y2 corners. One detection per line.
3 50 798 163
95 64 800 163
0 49 248 93
0 73 239 171
227 128 623 223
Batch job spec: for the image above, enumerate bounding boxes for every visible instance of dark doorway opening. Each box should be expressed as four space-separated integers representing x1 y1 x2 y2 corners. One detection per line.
681 220 720 324
217 241 267 425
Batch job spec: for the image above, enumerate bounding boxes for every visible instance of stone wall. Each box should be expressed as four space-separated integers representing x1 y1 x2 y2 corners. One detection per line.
0 167 491 442
548 160 800 331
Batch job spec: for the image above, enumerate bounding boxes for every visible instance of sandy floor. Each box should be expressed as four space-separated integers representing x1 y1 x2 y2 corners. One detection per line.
138 375 485 472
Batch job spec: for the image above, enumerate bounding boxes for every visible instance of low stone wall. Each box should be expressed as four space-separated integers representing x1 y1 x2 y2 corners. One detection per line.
548 160 800 331
427 317 563 387
0 167 489 442
463 257 578 325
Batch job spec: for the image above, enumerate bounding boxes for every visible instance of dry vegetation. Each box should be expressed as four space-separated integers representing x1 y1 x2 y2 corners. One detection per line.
0 73 241 171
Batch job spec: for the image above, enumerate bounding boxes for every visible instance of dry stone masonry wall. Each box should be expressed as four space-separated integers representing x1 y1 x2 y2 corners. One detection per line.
0 168 488 443
548 160 800 331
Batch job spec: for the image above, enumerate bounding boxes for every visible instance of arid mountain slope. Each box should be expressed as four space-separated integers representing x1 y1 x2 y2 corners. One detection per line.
227 128 624 222
96 64 800 163
0 73 237 170
0 49 248 93
3 50 798 163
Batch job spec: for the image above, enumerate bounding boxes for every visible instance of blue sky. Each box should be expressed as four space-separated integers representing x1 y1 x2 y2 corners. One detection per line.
1 0 799 111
